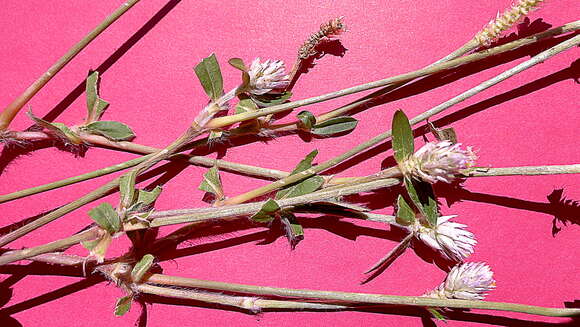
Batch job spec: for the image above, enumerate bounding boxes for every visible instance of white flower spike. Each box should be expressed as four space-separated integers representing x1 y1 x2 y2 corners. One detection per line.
248 58 290 95
426 262 496 300
400 141 477 184
412 215 476 262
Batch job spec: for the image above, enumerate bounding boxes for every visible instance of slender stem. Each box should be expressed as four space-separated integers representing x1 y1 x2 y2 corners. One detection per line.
0 0 142 131
0 154 153 204
135 284 348 312
205 21 580 130
124 178 400 231
339 164 580 185
219 34 580 206
79 132 288 179
4 22 577 201
0 228 99 266
364 233 412 274
145 274 580 317
9 162 579 263
0 82 237 249
271 21 579 131
0 128 201 249
465 164 580 177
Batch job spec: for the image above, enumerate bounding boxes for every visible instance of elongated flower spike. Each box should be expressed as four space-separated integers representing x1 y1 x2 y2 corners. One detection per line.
475 0 546 46
412 215 476 262
399 141 477 184
248 58 290 95
425 262 496 300
298 16 346 60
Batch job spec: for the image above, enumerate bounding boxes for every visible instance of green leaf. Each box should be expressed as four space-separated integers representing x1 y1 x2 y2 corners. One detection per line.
250 91 292 107
276 176 324 200
396 195 416 226
251 199 280 223
275 150 323 200
280 211 304 250
85 70 110 123
428 121 457 143
403 177 438 227
194 53 223 101
27 109 83 144
311 116 358 136
131 254 155 283
115 295 133 316
234 98 259 114
228 58 247 71
88 203 121 234
119 170 138 209
198 167 224 200
392 110 414 163
85 121 135 141
137 186 162 206
428 308 447 321
296 111 316 131
290 150 318 175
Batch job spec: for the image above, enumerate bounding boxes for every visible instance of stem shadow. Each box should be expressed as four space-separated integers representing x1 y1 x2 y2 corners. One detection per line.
436 184 580 236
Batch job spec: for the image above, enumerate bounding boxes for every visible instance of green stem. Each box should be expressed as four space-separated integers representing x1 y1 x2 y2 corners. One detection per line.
10 162 579 263
4 22 577 202
124 178 400 231
465 164 580 177
205 21 580 130
135 284 347 312
0 228 99 266
271 21 579 131
0 154 152 204
0 0 142 131
218 34 580 206
0 128 201 249
145 274 580 317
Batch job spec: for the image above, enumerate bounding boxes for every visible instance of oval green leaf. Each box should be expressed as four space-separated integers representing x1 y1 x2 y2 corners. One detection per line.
194 53 223 101
311 116 358 136
392 110 414 163
85 121 135 141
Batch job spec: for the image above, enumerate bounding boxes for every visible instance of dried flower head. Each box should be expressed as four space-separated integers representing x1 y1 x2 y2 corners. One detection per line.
298 17 346 59
248 58 290 95
399 141 477 184
425 262 496 300
413 215 476 262
475 0 545 46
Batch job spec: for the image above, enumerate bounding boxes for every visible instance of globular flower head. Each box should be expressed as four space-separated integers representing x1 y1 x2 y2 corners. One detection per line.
248 58 290 95
426 262 495 300
413 215 476 262
400 141 477 184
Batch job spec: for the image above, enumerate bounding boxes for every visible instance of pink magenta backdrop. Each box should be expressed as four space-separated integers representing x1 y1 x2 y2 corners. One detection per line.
1 1 579 326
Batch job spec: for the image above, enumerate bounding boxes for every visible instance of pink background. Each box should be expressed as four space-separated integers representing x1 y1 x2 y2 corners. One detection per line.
1 0 579 326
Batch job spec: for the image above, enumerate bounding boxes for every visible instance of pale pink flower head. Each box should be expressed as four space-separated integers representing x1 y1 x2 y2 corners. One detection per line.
426 262 495 300
401 141 477 184
413 215 476 262
248 58 290 95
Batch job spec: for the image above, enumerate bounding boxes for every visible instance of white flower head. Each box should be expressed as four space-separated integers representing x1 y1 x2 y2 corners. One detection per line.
426 262 496 300
248 58 290 95
400 141 477 184
413 215 476 262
